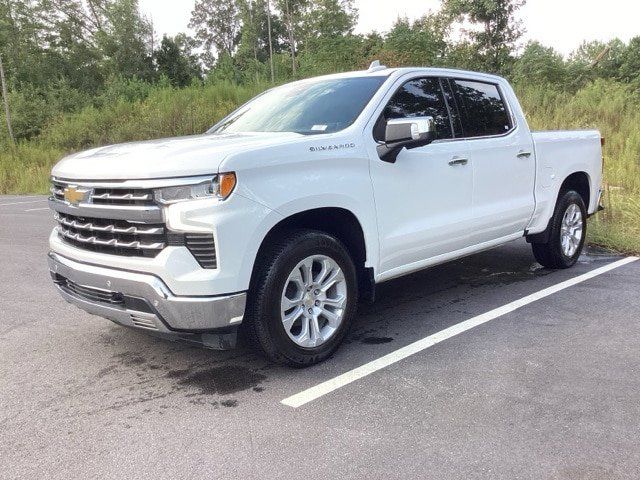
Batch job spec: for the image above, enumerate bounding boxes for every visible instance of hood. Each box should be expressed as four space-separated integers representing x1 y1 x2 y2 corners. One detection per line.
52 132 303 180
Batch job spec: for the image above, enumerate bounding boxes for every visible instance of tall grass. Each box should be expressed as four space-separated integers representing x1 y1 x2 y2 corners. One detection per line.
1 78 639 253
517 80 640 253
0 81 264 193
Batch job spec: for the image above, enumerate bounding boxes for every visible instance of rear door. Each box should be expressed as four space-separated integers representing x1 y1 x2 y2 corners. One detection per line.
449 78 536 244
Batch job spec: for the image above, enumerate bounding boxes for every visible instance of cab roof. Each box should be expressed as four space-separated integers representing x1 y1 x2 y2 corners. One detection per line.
307 64 507 84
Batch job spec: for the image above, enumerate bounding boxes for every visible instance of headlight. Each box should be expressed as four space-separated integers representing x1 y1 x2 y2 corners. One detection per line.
154 173 236 204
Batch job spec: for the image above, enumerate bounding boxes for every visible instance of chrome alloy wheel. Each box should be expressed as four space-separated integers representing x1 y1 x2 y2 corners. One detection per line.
280 255 348 348
560 203 583 257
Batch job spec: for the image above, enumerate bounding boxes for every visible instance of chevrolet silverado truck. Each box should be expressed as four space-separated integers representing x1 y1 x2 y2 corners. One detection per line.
47 63 604 366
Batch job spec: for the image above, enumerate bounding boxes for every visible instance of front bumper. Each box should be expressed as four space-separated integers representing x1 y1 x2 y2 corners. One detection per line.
48 252 246 349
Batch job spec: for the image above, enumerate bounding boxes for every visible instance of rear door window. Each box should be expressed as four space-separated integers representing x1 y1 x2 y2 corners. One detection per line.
452 80 512 138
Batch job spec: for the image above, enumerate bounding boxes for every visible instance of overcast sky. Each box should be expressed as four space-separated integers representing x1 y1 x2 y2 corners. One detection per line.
139 0 640 57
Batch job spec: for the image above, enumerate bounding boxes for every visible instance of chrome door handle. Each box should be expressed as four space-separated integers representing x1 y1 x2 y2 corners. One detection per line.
448 157 469 166
517 151 532 159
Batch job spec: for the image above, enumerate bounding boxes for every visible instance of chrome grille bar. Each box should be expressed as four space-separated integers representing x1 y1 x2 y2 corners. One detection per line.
48 197 163 223
51 178 156 208
54 213 163 235
91 192 153 201
58 226 166 251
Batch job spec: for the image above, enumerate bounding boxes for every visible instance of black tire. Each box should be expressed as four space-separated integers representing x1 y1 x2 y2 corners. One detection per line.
532 190 587 269
243 228 358 367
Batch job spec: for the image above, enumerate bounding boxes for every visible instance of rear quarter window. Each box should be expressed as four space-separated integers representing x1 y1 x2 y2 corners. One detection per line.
452 80 512 138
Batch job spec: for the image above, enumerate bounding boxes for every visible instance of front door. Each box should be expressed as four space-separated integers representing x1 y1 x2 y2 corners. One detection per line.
365 76 474 277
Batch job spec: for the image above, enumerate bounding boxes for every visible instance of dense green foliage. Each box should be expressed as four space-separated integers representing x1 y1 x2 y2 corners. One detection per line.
1 0 639 252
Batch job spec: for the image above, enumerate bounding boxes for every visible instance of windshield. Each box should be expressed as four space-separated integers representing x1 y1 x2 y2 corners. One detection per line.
209 76 386 135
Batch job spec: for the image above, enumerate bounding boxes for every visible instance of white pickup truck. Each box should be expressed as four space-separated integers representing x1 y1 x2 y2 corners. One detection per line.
48 63 604 366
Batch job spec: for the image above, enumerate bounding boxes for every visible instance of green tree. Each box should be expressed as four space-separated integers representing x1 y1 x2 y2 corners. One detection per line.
155 35 201 87
236 0 271 81
189 0 241 68
0 0 56 88
619 37 640 85
39 0 154 82
382 14 449 67
443 0 525 74
513 41 567 86
275 0 307 75
295 0 358 75
302 0 356 40
568 39 626 83
96 0 154 81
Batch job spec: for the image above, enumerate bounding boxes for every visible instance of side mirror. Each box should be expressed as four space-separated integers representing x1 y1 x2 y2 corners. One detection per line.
377 116 436 163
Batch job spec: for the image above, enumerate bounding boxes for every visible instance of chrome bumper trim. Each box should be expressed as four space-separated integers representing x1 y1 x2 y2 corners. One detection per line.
48 252 246 332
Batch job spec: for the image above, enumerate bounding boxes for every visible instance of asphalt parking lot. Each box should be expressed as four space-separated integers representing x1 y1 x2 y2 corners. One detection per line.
2 195 640 479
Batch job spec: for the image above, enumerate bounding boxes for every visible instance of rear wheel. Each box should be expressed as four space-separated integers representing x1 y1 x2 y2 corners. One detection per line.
243 229 358 367
532 190 587 269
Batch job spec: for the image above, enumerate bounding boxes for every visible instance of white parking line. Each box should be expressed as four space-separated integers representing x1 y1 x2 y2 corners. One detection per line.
0 199 47 207
281 256 639 408
25 207 50 212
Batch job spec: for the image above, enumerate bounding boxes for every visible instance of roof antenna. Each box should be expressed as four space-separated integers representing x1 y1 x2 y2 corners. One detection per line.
368 60 387 72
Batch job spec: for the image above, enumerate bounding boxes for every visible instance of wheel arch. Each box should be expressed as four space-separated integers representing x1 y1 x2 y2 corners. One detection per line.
560 171 591 209
250 207 376 303
527 171 591 244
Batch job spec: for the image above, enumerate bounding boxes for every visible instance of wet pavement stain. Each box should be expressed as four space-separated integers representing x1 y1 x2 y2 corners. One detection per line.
166 368 191 379
189 398 220 407
96 365 118 378
169 365 266 396
361 336 394 345
459 264 554 287
113 352 147 366
579 245 623 263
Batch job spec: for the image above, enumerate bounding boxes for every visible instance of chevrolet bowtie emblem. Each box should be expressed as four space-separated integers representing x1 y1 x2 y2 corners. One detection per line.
63 186 89 205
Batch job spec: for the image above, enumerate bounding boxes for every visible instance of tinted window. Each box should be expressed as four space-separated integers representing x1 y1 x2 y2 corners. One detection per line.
453 80 511 137
381 78 452 141
210 76 385 135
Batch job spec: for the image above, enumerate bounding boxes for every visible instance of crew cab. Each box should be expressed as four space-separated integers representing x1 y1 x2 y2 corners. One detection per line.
47 63 603 366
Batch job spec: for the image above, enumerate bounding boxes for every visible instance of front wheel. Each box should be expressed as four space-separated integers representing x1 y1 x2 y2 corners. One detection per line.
532 190 587 269
243 229 358 367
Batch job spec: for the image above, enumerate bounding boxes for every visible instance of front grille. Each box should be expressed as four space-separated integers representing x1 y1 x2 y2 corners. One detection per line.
51 180 155 207
54 212 166 258
50 178 217 268
55 275 125 305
